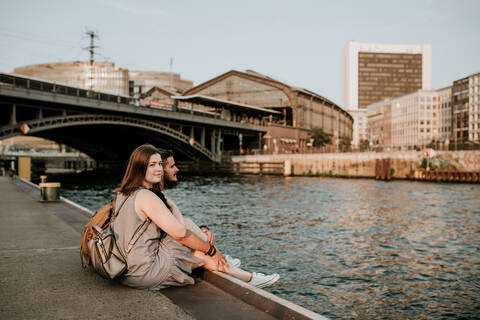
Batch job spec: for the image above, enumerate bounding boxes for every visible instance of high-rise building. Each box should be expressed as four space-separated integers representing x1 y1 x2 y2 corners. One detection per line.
451 72 480 148
342 42 432 110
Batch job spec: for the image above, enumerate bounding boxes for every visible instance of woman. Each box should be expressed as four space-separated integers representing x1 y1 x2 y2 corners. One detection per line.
113 144 279 290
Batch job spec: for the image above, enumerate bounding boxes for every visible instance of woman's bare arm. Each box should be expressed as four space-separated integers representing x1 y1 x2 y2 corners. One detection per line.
165 196 185 226
134 189 226 270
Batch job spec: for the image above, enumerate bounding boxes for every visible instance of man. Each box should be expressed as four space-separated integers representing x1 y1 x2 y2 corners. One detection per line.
161 149 180 190
159 149 241 268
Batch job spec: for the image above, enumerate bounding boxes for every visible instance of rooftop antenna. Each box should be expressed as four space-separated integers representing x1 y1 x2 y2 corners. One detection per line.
83 28 99 90
169 57 173 89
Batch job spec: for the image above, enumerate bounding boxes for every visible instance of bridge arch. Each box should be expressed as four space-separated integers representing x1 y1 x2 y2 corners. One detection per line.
1 114 218 163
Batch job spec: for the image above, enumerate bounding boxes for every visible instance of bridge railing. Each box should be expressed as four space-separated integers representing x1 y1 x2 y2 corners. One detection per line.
0 73 132 105
1 73 269 127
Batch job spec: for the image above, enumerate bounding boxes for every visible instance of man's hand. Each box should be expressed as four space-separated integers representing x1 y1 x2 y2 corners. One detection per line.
211 249 227 272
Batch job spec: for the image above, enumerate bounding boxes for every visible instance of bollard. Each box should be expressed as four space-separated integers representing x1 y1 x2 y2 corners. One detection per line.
39 182 61 201
284 160 292 176
39 176 48 199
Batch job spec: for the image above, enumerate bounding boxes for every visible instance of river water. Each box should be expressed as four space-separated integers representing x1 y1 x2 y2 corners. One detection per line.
58 174 480 319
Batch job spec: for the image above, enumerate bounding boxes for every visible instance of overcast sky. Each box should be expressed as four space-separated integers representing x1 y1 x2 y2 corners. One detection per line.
1 0 479 106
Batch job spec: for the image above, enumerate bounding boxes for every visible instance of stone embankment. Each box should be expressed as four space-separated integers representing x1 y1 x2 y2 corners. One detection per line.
232 150 480 180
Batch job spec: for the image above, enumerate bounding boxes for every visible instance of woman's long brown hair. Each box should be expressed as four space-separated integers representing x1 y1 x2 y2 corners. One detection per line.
116 144 162 196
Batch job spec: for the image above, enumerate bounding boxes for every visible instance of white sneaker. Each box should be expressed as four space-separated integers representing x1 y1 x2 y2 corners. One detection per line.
248 272 280 288
225 255 241 268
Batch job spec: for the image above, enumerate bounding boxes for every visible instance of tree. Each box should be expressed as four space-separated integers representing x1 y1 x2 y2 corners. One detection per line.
308 127 331 147
338 136 351 152
359 139 370 152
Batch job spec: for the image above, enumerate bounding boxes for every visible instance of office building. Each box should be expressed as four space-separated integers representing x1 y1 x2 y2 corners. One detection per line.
342 42 432 110
349 109 368 148
367 88 452 150
451 72 480 148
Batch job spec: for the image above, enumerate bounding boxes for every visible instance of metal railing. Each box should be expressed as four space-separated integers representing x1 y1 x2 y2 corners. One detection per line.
0 73 273 127
0 73 133 105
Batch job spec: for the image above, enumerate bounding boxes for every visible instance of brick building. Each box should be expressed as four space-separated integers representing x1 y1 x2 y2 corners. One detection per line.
184 70 353 135
183 70 353 153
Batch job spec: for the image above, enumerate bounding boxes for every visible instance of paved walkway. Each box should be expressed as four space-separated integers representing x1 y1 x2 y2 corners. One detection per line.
0 176 194 320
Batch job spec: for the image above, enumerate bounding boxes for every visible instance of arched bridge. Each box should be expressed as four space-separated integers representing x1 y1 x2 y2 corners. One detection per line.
0 73 273 166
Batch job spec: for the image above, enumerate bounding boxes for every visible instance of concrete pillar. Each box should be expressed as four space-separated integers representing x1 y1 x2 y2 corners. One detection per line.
238 132 243 152
217 129 222 154
10 104 16 125
201 127 205 146
211 129 216 153
190 126 194 139
37 108 43 119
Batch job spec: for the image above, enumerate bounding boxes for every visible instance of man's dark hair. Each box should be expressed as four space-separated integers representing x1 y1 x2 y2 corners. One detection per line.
159 149 173 164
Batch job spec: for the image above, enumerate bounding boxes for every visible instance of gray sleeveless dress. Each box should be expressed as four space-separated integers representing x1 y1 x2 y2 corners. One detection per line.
112 189 199 290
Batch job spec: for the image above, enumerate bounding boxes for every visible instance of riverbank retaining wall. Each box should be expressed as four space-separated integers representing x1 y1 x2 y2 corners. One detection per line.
231 151 480 178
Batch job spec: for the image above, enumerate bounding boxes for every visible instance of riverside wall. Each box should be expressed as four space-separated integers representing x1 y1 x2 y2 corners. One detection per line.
231 151 480 179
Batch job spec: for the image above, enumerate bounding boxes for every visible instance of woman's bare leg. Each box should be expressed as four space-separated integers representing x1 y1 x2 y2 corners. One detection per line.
192 250 252 282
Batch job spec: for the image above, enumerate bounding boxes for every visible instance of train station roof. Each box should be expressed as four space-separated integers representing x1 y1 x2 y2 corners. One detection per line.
172 94 281 115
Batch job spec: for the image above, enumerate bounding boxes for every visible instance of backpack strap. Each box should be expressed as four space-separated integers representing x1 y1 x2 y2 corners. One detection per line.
111 195 129 223
125 217 151 255
112 188 152 257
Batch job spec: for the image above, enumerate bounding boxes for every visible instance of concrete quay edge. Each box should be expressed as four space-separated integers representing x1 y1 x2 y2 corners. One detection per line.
5 176 327 320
